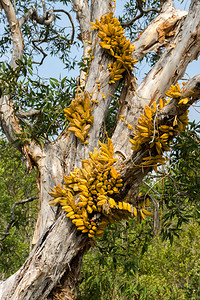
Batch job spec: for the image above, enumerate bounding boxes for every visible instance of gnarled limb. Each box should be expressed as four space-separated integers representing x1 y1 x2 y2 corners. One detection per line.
53 9 75 44
132 5 187 61
19 7 54 27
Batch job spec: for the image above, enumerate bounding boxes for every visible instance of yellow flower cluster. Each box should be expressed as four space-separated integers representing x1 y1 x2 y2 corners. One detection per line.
91 12 137 84
130 85 189 172
165 83 181 99
166 82 191 106
64 92 94 144
138 195 153 220
49 139 139 238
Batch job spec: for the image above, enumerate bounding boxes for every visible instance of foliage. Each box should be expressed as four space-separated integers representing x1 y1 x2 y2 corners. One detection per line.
78 218 200 300
160 122 200 243
0 0 77 67
0 0 79 142
0 58 77 140
0 139 38 279
77 124 200 299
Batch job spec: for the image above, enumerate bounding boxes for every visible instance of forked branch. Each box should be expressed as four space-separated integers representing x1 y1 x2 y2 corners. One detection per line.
0 197 38 242
121 0 160 27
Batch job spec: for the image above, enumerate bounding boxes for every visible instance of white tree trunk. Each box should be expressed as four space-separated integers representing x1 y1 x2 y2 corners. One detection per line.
0 0 200 299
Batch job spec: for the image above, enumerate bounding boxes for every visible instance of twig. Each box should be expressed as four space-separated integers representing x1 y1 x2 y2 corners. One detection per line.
121 0 160 28
32 40 48 65
0 197 38 242
143 181 161 197
53 9 75 44
42 0 47 19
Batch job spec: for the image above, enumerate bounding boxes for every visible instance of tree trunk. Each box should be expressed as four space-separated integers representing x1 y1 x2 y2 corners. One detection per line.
0 0 200 299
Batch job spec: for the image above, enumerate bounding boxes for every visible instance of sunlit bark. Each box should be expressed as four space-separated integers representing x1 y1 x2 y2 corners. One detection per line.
0 0 200 299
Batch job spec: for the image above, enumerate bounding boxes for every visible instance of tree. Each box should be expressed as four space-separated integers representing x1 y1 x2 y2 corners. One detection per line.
0 0 200 299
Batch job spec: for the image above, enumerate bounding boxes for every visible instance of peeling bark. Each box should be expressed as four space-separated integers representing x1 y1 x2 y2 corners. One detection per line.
133 5 187 61
0 214 89 300
0 0 23 68
1 0 200 299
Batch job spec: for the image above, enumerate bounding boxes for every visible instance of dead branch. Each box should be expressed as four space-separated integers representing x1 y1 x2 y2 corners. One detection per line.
0 197 38 242
16 109 42 118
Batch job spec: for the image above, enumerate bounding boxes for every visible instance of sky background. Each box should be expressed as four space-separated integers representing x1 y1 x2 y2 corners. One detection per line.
1 0 199 122
35 0 200 123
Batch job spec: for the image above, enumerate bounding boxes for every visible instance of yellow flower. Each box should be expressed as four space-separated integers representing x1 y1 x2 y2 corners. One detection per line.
178 98 189 105
165 83 181 99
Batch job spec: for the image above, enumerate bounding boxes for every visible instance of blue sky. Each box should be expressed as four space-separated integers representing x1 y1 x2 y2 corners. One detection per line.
37 0 199 122
1 0 199 122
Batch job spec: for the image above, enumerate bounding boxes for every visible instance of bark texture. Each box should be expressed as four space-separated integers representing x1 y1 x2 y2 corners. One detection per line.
0 0 200 299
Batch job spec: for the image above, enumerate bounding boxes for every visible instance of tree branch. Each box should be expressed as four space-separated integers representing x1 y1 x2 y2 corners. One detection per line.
19 7 54 27
0 197 38 242
160 0 173 12
150 195 160 237
41 0 46 19
132 5 187 61
143 181 161 197
72 0 91 49
0 0 23 68
16 109 42 118
160 74 200 119
112 0 200 159
0 0 24 143
19 8 35 27
32 40 48 65
121 0 160 28
143 181 160 236
54 9 75 44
